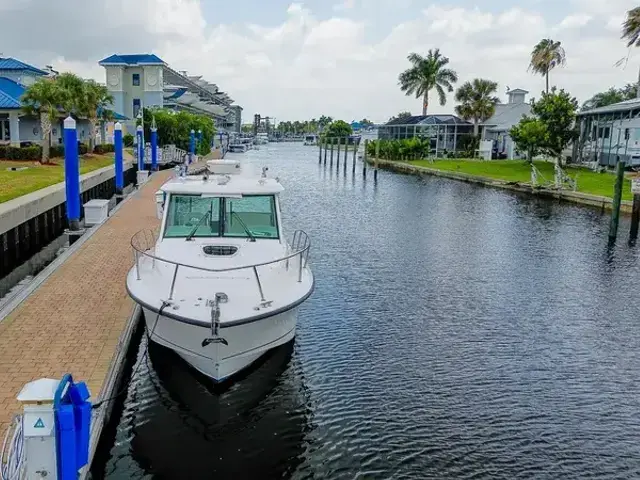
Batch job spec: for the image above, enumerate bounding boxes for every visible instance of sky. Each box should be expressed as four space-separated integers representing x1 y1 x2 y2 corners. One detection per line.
1 0 639 123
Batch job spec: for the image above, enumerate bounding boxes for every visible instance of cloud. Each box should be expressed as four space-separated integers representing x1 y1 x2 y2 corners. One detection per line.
333 0 355 11
0 1 638 123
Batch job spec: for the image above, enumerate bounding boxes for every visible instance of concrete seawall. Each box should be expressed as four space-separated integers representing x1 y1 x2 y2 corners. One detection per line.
370 158 633 214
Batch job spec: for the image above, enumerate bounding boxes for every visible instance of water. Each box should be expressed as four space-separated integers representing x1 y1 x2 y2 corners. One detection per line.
92 144 640 479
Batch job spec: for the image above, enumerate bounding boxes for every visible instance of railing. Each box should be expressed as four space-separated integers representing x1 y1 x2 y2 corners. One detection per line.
131 229 311 303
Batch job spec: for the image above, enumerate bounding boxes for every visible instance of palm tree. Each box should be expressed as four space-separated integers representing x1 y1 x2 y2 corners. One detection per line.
21 78 63 163
528 39 566 93
398 49 458 115
82 80 114 150
55 72 86 116
454 79 500 137
621 7 640 98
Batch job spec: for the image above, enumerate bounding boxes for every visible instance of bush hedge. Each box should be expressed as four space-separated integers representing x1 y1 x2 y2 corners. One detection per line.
0 142 91 161
93 144 115 154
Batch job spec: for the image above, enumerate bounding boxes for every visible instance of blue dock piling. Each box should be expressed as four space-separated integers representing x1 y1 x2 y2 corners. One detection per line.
136 125 144 171
151 127 158 172
114 122 124 193
189 129 196 164
63 116 80 230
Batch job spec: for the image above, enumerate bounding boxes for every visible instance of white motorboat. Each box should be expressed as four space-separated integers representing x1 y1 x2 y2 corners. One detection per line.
126 159 314 382
303 135 318 146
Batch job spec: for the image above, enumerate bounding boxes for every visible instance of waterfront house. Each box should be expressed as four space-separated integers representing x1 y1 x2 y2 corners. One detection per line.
575 99 640 167
378 114 473 154
479 88 532 160
0 57 126 148
98 53 242 133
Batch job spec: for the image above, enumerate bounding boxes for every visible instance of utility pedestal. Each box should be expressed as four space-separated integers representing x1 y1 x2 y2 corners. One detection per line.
17 378 60 480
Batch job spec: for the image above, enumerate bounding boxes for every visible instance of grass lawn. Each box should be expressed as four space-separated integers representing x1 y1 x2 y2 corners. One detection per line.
0 154 115 204
410 159 633 201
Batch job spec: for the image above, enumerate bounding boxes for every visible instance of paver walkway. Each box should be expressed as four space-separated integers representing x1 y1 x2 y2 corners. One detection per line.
0 160 208 436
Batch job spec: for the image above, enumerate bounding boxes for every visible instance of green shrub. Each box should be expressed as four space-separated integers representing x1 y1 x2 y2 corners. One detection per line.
78 143 88 155
50 145 64 158
0 145 42 160
123 133 134 147
93 144 115 154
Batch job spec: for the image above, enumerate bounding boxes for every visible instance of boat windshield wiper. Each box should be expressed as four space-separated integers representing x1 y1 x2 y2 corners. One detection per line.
185 209 212 241
231 211 256 242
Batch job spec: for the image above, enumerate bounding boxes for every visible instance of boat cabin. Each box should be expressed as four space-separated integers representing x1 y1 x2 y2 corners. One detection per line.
155 161 285 248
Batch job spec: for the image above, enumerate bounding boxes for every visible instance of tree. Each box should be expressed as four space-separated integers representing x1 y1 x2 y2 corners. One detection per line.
581 85 637 111
82 80 114 149
454 78 500 136
398 49 458 115
531 88 578 165
621 7 640 99
324 120 353 139
21 78 63 163
55 72 86 117
509 117 547 163
387 111 412 123
528 39 566 93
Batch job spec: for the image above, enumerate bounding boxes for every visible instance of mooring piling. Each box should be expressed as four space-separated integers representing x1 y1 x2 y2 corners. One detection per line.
324 138 328 164
114 122 124 195
630 175 640 241
344 136 348 166
363 139 368 178
336 138 341 168
609 159 626 242
330 138 334 166
63 116 81 231
374 140 380 182
352 137 357 174
318 140 322 163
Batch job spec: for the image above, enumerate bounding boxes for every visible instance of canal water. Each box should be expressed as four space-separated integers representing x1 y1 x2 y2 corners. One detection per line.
92 144 640 479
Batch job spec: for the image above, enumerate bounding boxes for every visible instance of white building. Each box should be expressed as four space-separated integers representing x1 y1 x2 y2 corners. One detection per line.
98 54 241 133
481 88 532 159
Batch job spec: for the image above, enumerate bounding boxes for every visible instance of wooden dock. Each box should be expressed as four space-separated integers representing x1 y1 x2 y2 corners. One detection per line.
0 159 210 438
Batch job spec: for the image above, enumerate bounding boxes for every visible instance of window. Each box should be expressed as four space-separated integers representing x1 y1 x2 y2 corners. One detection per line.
604 127 610 139
164 195 220 238
224 195 278 239
133 99 141 118
132 73 140 86
162 194 279 239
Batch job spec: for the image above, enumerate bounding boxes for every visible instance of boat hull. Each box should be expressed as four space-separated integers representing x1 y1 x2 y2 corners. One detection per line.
141 305 298 382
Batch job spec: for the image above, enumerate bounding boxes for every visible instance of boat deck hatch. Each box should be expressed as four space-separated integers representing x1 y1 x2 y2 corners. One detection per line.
203 245 238 256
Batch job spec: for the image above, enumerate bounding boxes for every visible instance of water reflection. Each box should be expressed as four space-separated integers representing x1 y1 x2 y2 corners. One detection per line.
97 334 310 479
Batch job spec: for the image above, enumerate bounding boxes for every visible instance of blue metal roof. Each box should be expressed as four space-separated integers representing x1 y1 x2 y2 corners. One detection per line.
0 77 25 109
97 106 128 120
0 57 48 76
98 54 165 66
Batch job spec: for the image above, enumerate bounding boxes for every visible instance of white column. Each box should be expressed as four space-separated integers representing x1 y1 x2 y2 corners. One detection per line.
9 112 20 146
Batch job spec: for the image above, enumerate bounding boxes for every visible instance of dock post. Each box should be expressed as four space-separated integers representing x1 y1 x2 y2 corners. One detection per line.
63 116 81 230
344 136 348 166
324 138 328 164
363 139 368 178
114 122 124 195
336 138 341 168
318 140 322 163
151 126 158 172
136 125 144 170
374 140 380 182
352 137 357 174
609 159 626 242
189 129 196 164
631 191 640 241
330 138 334 166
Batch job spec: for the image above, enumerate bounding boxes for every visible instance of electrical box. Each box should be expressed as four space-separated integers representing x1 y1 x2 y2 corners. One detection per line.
17 378 59 480
83 199 110 226
137 170 150 185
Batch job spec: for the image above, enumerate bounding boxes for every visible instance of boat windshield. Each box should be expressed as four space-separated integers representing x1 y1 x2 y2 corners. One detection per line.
164 194 279 239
